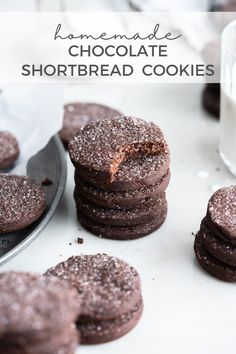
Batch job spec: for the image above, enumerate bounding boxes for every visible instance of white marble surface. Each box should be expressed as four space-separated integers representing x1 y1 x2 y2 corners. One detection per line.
1 83 236 354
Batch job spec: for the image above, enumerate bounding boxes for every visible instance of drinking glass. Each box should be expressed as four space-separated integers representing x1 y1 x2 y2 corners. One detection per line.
220 19 236 175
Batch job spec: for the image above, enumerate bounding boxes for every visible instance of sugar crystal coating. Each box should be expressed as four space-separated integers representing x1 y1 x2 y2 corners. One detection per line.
208 186 236 238
60 102 121 146
0 272 81 335
69 116 169 181
0 174 46 232
45 254 141 320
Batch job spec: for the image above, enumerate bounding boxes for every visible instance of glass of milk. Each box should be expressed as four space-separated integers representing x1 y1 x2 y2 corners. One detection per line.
220 20 236 176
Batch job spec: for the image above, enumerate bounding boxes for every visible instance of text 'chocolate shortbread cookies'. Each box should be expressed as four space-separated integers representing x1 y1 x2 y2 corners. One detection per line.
45 254 143 344
194 186 236 282
0 272 80 354
59 102 121 148
69 116 170 240
0 131 20 170
0 174 46 233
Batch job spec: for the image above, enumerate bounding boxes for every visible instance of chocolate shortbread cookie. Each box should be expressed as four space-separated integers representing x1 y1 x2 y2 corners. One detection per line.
74 171 170 209
45 254 141 321
75 154 170 192
199 218 236 267
194 233 236 282
59 102 121 148
75 193 167 226
77 205 167 240
202 84 220 119
69 116 169 185
207 186 236 246
0 272 81 337
0 174 46 233
78 298 143 344
0 131 20 170
0 325 79 354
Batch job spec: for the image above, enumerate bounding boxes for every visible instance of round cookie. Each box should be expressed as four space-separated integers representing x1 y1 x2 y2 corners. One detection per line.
199 218 236 267
0 325 79 354
202 84 220 119
75 193 167 226
77 204 167 240
0 174 46 233
194 233 236 282
207 186 236 246
78 298 143 345
69 116 169 186
75 154 170 192
0 131 20 170
74 170 170 209
59 102 121 148
0 272 81 337
45 254 141 321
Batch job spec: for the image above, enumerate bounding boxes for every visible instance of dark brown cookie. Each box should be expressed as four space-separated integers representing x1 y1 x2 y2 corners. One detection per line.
0 174 46 233
0 272 81 337
77 204 167 240
59 102 121 148
194 232 236 282
74 170 170 209
194 234 236 282
78 298 143 345
69 116 169 185
0 325 79 354
45 254 141 321
0 131 20 170
75 153 170 192
202 84 220 119
75 193 167 226
207 186 236 246
198 218 236 267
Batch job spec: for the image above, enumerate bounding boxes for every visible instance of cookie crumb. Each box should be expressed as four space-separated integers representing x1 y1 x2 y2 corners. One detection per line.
41 177 53 186
69 242 72 246
191 232 195 236
77 237 84 244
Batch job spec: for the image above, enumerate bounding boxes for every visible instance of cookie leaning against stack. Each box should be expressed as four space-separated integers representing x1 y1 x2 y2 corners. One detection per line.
194 186 236 282
0 272 81 354
59 102 121 148
69 116 170 240
45 253 143 344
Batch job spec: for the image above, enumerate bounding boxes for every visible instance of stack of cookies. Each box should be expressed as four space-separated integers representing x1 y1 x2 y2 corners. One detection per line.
0 272 80 354
45 253 143 344
194 186 236 282
69 116 170 240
